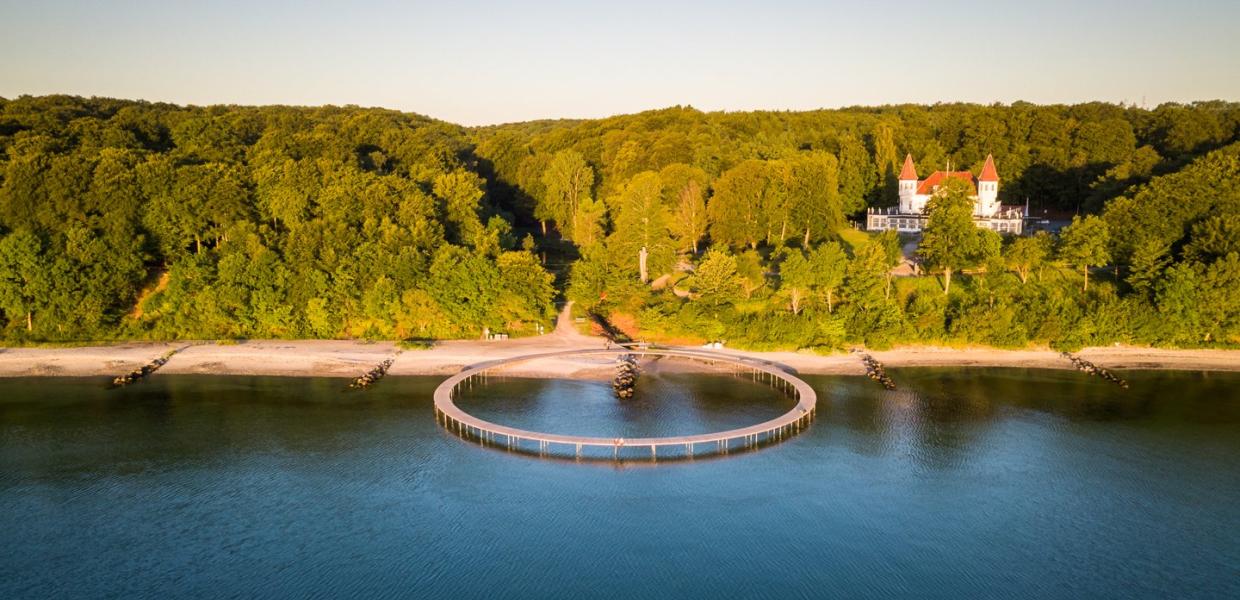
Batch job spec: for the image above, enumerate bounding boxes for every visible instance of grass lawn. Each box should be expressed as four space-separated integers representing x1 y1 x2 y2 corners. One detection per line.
837 227 872 256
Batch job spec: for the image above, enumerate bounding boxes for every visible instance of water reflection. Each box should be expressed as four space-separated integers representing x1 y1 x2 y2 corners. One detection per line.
0 376 436 481
1 369 1237 599
454 371 793 438
810 368 1240 473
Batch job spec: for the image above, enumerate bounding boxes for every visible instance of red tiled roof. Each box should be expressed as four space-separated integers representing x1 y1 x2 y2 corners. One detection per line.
916 171 977 195
979 154 999 182
899 154 917 180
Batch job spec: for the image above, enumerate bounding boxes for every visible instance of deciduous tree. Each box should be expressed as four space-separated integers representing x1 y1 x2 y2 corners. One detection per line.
686 249 745 307
660 164 709 254
918 178 994 294
708 160 768 250
1004 231 1052 284
541 150 595 241
1058 215 1111 291
609 172 674 282
0 230 48 331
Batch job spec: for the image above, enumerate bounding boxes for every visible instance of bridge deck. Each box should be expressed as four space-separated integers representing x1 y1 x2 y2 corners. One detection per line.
433 348 817 456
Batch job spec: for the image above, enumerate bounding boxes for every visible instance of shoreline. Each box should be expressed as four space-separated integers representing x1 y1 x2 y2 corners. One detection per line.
1 338 1238 379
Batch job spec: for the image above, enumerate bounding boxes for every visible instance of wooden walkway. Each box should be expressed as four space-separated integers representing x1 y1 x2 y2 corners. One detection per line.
433 348 817 460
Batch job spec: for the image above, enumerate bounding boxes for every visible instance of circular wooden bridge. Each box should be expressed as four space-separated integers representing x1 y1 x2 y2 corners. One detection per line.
433 348 817 460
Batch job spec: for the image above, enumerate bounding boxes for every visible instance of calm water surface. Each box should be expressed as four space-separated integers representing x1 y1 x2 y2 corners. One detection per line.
1 369 1237 599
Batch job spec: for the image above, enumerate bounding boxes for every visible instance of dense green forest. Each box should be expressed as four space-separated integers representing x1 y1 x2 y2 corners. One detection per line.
0 96 554 341
1 95 1238 348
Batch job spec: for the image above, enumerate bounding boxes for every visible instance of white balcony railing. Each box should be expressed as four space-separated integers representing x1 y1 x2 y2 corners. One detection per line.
868 205 1025 220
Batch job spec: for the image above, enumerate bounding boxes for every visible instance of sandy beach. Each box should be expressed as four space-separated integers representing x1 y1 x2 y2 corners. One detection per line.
2 337 1238 380
1 303 1237 379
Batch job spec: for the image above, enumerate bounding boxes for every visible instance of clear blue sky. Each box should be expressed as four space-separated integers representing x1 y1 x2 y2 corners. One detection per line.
2 0 1238 125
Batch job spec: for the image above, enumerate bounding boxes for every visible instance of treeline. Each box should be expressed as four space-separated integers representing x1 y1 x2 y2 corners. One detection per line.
0 96 554 341
475 101 1240 218
571 144 1240 350
1 96 1238 349
472 103 1240 350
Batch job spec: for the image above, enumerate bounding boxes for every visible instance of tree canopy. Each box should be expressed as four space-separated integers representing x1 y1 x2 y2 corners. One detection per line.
0 96 554 341
3 96 1239 349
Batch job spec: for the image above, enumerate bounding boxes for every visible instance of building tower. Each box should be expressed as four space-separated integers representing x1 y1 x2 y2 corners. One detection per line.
977 154 999 216
898 154 918 213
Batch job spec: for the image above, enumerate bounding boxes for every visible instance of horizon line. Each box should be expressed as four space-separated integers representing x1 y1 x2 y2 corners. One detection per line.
4 91 1237 128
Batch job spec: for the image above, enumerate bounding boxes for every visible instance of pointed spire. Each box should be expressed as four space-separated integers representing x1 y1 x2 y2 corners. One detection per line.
899 154 917 180
979 154 999 181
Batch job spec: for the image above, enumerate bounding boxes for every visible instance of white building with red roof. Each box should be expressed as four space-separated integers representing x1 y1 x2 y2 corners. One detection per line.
867 153 1024 234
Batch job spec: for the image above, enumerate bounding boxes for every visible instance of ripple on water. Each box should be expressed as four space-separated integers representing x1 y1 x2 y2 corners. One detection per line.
0 370 1237 599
